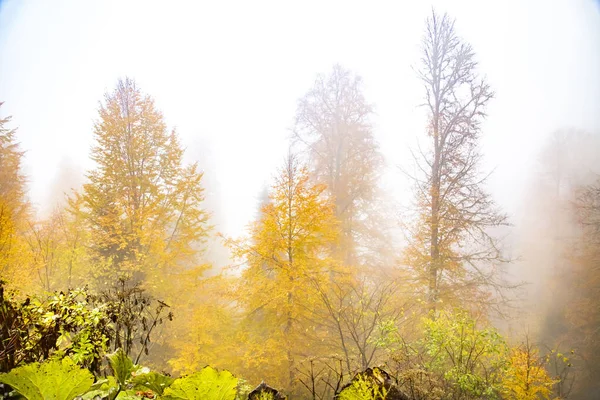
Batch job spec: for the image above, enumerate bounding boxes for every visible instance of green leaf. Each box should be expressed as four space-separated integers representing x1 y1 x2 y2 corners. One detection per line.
89 378 110 390
131 372 175 395
0 357 94 400
164 366 238 400
108 349 134 387
116 390 142 400
81 377 118 400
80 389 110 400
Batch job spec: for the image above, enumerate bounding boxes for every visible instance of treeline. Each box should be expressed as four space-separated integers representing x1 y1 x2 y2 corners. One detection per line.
0 10 599 400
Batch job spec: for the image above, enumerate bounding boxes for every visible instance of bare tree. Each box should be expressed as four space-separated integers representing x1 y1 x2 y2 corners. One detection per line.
296 357 347 400
562 178 600 396
404 10 509 313
302 273 407 374
25 216 60 292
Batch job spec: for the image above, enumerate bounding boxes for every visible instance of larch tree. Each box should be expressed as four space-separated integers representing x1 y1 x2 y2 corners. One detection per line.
293 65 385 268
230 153 339 390
168 274 240 375
79 78 210 297
404 11 508 314
0 102 32 292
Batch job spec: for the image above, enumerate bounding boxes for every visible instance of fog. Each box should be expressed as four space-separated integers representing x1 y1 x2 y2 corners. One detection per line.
1 0 600 398
2 0 598 233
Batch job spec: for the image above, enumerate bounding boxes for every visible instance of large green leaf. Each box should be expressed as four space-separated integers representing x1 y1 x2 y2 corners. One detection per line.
107 349 134 387
131 371 174 395
164 366 238 400
0 357 94 400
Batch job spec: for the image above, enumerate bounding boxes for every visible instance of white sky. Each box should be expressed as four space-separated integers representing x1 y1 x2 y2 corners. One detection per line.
0 0 599 239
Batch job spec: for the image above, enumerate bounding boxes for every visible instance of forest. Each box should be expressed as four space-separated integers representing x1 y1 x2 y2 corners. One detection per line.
1 5 600 400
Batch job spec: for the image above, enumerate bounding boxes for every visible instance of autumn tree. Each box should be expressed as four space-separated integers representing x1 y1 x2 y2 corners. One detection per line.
168 275 240 375
404 11 508 313
501 338 557 400
79 78 209 292
75 79 210 367
230 153 339 390
517 130 600 398
291 67 405 397
517 130 588 318
563 177 600 396
523 130 600 320
293 65 386 268
0 102 32 292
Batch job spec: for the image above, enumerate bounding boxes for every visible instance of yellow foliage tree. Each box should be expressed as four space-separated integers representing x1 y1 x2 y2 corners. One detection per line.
502 341 557 400
168 275 240 375
229 153 339 390
79 78 210 294
77 79 210 368
0 102 34 293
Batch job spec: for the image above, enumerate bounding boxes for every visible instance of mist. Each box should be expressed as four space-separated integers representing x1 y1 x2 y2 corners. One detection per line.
0 0 599 399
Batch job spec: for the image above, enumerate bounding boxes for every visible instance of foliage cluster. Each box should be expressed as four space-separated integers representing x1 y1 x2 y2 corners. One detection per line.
0 350 256 400
0 281 111 374
0 280 170 380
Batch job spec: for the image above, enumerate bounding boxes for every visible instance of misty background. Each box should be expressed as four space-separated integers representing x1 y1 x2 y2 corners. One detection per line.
1 0 598 234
